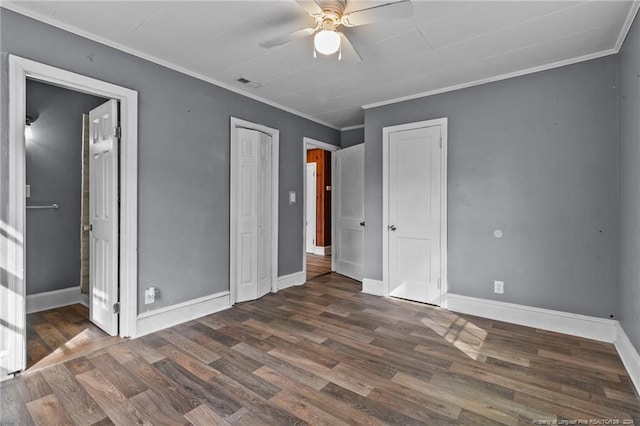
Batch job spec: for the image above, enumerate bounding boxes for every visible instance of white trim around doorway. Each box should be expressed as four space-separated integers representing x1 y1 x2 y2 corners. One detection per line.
302 137 339 279
229 117 280 303
381 118 448 307
6 55 138 376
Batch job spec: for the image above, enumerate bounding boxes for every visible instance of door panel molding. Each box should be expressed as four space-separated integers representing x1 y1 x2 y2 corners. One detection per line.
4 55 138 379
230 117 279 304
382 118 448 307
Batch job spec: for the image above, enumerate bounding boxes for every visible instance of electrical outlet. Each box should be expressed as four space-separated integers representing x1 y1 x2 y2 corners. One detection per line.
494 280 504 294
144 287 157 304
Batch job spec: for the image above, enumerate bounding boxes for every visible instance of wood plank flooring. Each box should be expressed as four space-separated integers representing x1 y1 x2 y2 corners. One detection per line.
25 304 122 372
306 253 331 281
3 273 639 425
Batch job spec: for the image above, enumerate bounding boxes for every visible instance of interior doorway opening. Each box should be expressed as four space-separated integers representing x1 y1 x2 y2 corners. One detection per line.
23 80 121 370
303 138 338 282
3 55 138 380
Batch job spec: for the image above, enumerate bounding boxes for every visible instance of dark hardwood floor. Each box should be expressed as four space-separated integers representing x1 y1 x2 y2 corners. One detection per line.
306 253 332 281
2 273 639 425
26 304 122 372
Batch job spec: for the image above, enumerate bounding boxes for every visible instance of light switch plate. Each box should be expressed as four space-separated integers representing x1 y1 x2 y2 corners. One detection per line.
289 191 296 204
26 185 30 198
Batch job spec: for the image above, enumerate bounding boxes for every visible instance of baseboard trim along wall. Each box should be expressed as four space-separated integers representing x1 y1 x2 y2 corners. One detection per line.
277 271 306 291
313 246 331 256
362 278 384 296
135 291 230 338
26 286 83 314
446 294 618 343
615 323 640 395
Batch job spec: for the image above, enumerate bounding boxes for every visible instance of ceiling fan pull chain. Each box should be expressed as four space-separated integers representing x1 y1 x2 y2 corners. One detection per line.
338 43 342 61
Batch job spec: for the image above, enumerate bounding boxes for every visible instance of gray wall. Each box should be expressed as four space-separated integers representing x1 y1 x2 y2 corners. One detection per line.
341 127 364 148
618 13 640 352
25 80 105 295
364 56 620 319
1 9 340 313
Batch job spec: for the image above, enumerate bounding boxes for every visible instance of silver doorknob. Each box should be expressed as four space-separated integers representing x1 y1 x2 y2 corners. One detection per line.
388 225 397 231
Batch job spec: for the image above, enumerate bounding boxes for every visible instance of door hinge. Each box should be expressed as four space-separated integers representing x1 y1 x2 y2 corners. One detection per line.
437 277 441 289
113 302 120 314
114 127 122 138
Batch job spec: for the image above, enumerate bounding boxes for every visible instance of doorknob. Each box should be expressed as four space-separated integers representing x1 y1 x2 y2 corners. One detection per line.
83 224 93 232
388 225 397 231
360 221 365 227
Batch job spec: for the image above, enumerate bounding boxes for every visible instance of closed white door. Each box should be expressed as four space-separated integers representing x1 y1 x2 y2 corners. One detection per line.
89 100 119 336
235 128 272 303
306 163 317 253
334 144 364 281
388 125 442 305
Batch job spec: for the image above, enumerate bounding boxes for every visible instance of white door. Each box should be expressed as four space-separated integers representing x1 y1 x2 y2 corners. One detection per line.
388 125 442 305
306 163 317 253
89 100 119 336
235 128 273 303
334 144 364 281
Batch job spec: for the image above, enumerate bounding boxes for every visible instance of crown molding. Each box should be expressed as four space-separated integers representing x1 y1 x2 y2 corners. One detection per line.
362 49 617 110
340 124 365 131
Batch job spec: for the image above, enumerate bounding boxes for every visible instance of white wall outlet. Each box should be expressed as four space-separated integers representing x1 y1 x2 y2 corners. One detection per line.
494 280 504 294
144 287 157 304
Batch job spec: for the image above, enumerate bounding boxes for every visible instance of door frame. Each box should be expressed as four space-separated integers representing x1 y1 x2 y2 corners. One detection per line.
302 137 339 278
305 162 317 254
5 55 138 374
230 117 279 304
382 118 448 307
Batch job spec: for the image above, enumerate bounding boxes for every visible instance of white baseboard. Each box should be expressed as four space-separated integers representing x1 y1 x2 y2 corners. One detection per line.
362 278 384 296
135 291 230 338
26 286 83 314
447 294 618 343
313 246 331 256
80 293 89 308
615 323 640 395
278 271 306 290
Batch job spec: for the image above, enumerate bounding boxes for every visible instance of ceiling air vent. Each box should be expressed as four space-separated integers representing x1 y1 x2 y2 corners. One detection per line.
236 77 262 88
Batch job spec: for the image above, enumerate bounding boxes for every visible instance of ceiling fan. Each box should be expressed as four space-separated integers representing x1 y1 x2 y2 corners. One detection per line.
259 0 413 62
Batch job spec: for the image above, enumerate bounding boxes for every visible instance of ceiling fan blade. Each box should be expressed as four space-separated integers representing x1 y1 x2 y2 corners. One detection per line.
260 28 316 49
342 0 413 27
295 0 323 15
339 33 362 63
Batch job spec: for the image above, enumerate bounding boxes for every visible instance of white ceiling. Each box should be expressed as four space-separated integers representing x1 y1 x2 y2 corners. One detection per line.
4 0 638 129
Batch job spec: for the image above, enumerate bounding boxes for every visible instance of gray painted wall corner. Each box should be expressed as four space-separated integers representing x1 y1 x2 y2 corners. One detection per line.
341 127 364 148
1 9 339 314
364 56 620 319
618 11 640 352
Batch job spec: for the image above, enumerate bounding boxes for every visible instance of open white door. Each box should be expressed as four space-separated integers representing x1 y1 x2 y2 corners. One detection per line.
387 124 443 305
89 100 119 336
234 128 273 303
306 163 317 253
334 144 364 281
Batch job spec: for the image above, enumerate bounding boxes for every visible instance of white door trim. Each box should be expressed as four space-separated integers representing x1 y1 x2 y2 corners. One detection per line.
230 117 279 304
306 162 317 254
302 137 339 278
5 55 138 375
382 118 448 306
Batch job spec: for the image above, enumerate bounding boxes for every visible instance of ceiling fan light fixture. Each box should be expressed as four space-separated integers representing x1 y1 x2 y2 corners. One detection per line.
314 29 341 55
